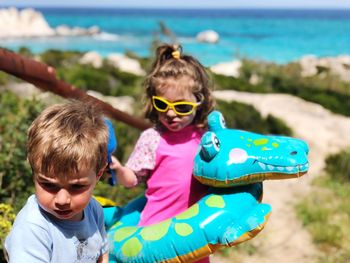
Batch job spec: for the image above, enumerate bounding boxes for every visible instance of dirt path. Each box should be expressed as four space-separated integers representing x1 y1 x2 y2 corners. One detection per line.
211 90 350 263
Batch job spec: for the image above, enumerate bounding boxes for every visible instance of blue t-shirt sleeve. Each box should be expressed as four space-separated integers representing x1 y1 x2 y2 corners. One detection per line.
5 221 52 262
92 198 109 255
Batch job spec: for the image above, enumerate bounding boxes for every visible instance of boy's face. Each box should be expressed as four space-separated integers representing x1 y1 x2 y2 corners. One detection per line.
34 167 103 221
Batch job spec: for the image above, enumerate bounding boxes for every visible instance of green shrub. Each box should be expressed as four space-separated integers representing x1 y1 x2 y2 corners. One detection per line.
0 91 44 212
0 72 9 85
325 150 350 183
296 157 350 262
212 59 350 117
40 49 82 67
0 203 15 261
58 64 112 95
216 99 292 136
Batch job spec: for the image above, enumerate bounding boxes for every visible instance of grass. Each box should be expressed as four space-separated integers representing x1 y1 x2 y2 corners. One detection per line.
296 151 350 262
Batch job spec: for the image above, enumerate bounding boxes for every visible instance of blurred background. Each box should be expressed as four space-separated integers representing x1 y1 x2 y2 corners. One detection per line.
1 1 350 262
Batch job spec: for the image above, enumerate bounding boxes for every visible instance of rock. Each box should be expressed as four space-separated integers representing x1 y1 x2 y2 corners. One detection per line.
299 54 350 82
210 60 242 78
0 7 100 38
107 53 146 76
56 25 101 36
196 30 219 43
55 25 72 36
87 90 135 114
249 73 261 85
79 51 103 68
299 55 318 77
0 7 55 38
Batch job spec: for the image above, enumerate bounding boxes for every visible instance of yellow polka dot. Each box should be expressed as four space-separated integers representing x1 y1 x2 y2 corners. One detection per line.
272 142 279 148
121 237 142 257
176 204 199 220
205 195 225 208
253 138 269 146
174 223 193 236
140 220 171 241
111 221 122 229
114 226 138 242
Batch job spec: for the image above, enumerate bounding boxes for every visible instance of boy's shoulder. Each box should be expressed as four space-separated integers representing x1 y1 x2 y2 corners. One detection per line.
13 194 50 228
87 197 104 217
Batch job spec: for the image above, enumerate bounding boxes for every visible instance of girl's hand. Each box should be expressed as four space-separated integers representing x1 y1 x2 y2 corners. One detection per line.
109 156 138 188
109 156 122 171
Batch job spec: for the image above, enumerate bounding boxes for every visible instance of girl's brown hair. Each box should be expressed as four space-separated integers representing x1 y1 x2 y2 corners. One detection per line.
27 100 108 178
144 44 215 128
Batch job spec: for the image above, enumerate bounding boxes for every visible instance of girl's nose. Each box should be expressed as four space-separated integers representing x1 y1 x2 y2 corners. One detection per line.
166 107 177 117
55 189 71 206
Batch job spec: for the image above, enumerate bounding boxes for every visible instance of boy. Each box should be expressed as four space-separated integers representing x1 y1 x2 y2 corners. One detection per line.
5 101 109 262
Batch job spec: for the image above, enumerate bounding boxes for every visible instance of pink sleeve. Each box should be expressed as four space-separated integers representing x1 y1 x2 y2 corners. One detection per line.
125 128 160 177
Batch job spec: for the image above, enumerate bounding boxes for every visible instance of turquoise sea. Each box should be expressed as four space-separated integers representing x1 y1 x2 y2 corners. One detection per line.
2 8 350 66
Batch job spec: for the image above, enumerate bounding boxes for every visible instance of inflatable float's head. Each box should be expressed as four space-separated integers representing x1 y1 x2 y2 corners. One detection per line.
194 111 309 187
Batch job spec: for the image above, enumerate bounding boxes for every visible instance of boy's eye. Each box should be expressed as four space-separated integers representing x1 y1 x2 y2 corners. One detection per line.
40 182 59 192
71 184 88 191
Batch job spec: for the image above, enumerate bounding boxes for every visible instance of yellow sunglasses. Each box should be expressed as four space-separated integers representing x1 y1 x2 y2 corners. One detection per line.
152 96 202 116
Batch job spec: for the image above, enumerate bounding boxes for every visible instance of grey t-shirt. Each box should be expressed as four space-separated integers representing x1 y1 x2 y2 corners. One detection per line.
5 194 108 263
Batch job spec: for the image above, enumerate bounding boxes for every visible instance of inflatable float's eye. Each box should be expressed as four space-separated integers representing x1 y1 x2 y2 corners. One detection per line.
200 132 221 161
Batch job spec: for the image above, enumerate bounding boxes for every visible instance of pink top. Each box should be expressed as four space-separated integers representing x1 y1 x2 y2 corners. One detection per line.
126 125 208 226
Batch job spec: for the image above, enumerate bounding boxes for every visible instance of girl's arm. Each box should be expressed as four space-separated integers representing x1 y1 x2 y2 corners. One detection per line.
110 156 138 188
97 252 109 263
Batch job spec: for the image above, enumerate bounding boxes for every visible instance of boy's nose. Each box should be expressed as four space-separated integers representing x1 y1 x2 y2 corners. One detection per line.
55 189 71 206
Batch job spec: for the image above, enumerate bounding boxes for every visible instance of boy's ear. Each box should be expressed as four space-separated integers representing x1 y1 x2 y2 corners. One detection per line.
97 164 107 180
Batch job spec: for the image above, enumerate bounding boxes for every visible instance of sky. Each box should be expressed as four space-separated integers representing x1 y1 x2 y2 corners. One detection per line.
1 0 350 9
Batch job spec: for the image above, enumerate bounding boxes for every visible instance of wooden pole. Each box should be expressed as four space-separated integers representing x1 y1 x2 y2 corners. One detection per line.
0 48 151 130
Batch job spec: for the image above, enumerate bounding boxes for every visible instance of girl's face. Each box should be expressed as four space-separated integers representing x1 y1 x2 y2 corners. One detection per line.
156 87 197 132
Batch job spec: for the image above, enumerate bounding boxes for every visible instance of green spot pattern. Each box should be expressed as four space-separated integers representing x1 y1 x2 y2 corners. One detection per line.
205 195 225 208
176 204 199 220
140 220 171 241
272 142 279 148
174 223 193 236
114 226 138 242
253 138 269 146
121 237 143 257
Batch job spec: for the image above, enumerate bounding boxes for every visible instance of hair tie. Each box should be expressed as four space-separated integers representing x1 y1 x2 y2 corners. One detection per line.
171 50 181 59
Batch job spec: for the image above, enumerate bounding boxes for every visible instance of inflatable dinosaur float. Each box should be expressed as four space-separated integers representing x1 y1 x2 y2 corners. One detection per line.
103 111 309 263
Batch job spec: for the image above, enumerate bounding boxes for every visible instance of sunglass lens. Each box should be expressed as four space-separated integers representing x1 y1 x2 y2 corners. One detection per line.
174 104 193 114
154 98 168 110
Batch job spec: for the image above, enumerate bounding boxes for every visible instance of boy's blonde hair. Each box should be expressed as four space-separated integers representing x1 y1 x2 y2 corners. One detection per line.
27 101 108 178
144 44 215 128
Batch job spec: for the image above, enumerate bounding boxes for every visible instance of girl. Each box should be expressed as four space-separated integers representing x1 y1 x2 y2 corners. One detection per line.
111 44 214 262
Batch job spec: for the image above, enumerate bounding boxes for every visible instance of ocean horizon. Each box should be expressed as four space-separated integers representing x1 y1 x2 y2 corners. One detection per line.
2 7 350 66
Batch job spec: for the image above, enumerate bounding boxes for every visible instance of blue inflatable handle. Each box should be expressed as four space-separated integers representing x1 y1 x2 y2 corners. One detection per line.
104 118 117 185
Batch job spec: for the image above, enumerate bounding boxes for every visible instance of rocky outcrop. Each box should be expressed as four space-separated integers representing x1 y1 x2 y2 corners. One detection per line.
106 53 146 76
0 8 54 38
196 30 219 43
79 51 145 76
299 54 350 82
210 60 242 78
0 7 100 38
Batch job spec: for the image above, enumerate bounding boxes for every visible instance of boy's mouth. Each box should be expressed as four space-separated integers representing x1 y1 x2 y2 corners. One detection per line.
54 209 72 216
